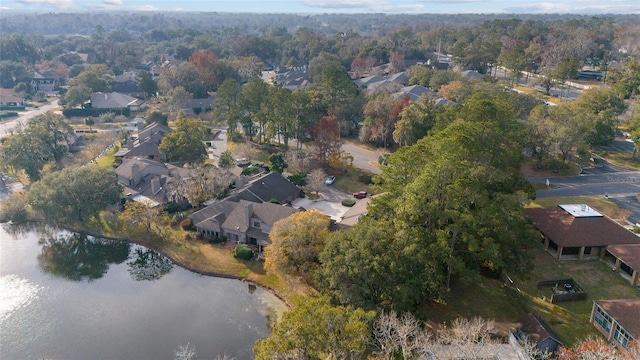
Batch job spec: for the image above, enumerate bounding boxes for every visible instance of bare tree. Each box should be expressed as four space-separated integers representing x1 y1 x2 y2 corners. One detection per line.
174 342 197 360
168 164 234 207
305 168 326 196
373 311 423 360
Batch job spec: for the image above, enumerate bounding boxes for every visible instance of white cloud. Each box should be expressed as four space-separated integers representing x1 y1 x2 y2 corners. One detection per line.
418 0 486 3
15 0 74 9
504 2 640 14
103 0 122 5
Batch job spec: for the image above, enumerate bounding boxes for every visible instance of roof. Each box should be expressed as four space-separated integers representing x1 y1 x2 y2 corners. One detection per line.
221 200 299 238
189 199 237 230
0 89 23 103
526 206 640 247
116 158 168 181
559 204 602 218
112 79 142 94
339 197 370 227
186 97 215 109
607 244 640 272
91 92 145 108
230 172 300 204
517 313 562 346
595 299 640 338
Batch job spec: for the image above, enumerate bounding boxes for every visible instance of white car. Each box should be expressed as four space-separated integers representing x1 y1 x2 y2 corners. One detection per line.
325 175 336 185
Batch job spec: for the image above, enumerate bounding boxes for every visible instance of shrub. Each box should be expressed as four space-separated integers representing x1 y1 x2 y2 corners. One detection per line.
341 198 356 207
180 218 193 230
164 202 192 214
233 244 254 260
358 174 373 184
241 166 263 176
288 172 307 186
268 198 281 204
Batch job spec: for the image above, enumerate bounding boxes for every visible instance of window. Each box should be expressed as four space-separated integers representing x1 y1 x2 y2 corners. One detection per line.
594 306 612 332
613 324 631 348
253 221 261 228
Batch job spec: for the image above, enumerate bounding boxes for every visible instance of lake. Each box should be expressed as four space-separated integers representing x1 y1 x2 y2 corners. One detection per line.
0 223 286 359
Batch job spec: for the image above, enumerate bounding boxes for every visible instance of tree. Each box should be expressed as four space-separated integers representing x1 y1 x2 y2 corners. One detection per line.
572 88 627 146
218 150 235 169
309 116 342 166
268 153 288 174
236 78 270 143
214 78 241 129
265 209 329 280
167 86 192 113
559 337 640 360
137 70 157 98
85 117 95 132
158 116 208 164
65 64 114 108
254 297 375 360
360 93 400 148
499 48 528 85
121 201 164 237
28 165 122 224
552 58 579 99
305 168 326 196
145 110 168 126
170 164 233 207
0 61 30 88
393 95 440 146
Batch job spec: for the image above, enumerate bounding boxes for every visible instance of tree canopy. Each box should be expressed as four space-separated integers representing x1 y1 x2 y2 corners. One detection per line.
158 116 209 164
27 165 122 223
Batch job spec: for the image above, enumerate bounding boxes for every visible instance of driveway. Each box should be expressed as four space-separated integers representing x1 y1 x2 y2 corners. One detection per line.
291 185 353 221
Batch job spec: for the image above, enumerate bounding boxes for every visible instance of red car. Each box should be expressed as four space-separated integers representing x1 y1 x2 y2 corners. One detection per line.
353 191 367 199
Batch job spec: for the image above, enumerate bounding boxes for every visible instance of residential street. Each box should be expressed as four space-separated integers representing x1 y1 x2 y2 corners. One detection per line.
531 157 640 223
0 99 60 138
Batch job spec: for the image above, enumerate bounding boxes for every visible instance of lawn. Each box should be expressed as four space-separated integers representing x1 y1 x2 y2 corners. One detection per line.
330 167 374 195
526 196 626 219
420 247 640 347
600 151 640 171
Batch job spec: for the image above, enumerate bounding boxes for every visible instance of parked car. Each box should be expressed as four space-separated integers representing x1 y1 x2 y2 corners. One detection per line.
236 158 250 167
325 175 336 185
353 191 367 199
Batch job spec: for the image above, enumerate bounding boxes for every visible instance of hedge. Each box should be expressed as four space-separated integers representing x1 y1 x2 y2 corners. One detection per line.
342 198 356 207
0 106 25 111
62 107 130 118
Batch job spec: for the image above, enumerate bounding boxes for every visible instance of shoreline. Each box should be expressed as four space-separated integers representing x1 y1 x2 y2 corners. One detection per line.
59 224 294 310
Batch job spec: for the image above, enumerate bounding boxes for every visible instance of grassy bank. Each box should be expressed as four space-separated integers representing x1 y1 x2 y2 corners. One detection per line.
80 214 318 307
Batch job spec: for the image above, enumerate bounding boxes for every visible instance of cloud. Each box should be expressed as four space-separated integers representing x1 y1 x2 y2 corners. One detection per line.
418 0 486 3
15 0 74 9
504 2 640 14
103 0 122 5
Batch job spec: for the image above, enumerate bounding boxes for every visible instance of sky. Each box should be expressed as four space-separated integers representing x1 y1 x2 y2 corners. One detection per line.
1 0 639 14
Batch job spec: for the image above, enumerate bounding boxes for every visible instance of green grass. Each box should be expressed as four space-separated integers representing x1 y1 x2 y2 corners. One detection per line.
420 248 640 346
95 142 119 167
331 167 374 194
600 151 640 171
526 196 625 219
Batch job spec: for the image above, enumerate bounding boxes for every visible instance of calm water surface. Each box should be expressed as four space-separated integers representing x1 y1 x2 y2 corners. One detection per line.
0 224 286 359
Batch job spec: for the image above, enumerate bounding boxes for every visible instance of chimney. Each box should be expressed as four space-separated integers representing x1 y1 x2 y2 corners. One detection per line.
235 176 247 189
244 202 253 228
126 139 134 150
137 120 144 132
131 163 140 186
151 177 161 195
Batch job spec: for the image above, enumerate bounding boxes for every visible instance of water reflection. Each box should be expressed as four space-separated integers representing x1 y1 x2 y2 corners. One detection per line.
127 248 173 281
37 231 130 281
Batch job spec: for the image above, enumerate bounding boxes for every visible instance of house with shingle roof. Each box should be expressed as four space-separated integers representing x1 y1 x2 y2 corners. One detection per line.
114 122 171 164
526 205 640 261
31 70 63 94
116 157 190 206
512 313 563 355
604 244 640 287
90 92 146 111
228 172 301 205
0 89 24 107
590 299 640 350
190 199 300 250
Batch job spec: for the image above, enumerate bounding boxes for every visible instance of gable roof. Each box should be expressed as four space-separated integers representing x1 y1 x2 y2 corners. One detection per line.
189 199 237 230
595 299 640 338
526 206 640 247
517 313 562 346
230 172 300 204
607 244 640 272
339 197 370 227
116 158 168 181
91 92 145 108
0 88 23 103
138 122 171 142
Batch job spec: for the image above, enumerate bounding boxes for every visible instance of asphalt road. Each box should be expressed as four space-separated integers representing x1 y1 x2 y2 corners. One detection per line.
0 100 60 138
493 68 584 101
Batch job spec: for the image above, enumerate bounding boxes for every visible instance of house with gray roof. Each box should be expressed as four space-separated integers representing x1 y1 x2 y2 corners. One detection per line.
90 92 146 111
393 85 437 101
190 199 300 250
114 122 171 164
31 70 63 94
228 172 301 204
116 157 189 206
